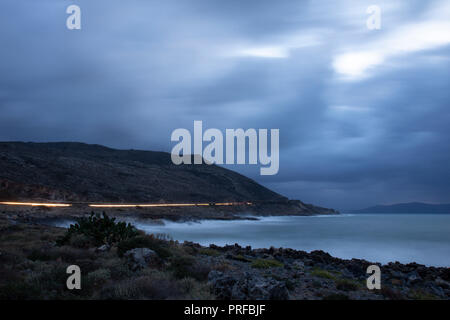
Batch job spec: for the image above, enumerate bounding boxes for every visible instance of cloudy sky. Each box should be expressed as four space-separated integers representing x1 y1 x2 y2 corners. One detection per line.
1 0 449 210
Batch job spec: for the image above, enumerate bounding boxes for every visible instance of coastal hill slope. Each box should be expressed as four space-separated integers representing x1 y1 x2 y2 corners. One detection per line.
351 202 450 214
0 142 336 214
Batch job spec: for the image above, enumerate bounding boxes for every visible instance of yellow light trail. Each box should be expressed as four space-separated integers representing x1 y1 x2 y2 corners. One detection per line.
89 202 247 208
0 201 252 208
0 202 72 207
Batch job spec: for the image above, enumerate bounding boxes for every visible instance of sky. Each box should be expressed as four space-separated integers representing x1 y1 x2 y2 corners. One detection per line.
0 0 449 210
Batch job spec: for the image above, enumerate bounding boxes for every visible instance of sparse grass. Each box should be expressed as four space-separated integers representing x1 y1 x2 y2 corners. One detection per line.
409 289 438 300
251 259 284 269
311 268 336 280
336 279 359 291
232 254 251 262
198 248 220 257
169 255 211 281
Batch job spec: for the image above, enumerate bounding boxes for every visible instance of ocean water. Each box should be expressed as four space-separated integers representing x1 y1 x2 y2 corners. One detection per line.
130 214 450 267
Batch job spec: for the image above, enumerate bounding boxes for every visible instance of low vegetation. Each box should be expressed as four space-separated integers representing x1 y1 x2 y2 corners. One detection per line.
251 259 284 269
0 213 212 300
311 268 336 280
56 212 138 247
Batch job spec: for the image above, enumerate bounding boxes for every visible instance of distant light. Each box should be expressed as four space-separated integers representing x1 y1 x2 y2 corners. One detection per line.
0 202 72 207
0 201 252 208
89 202 246 208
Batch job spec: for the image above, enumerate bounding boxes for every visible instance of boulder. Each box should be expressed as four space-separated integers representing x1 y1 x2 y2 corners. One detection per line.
208 271 238 300
292 260 305 271
124 248 158 271
435 277 450 289
95 244 110 253
208 271 289 300
407 272 422 285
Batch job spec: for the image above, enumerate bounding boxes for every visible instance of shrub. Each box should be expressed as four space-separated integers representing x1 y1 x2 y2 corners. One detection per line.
251 259 284 269
117 234 172 258
178 278 214 300
68 234 96 248
102 258 134 280
96 274 183 300
57 212 139 247
198 248 220 257
87 268 111 288
169 255 211 281
27 265 78 299
336 279 359 291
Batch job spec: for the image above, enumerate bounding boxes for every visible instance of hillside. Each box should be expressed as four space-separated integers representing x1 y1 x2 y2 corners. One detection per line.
351 202 450 214
0 142 336 215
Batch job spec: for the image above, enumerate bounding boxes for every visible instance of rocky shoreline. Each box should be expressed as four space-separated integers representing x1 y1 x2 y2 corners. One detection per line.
0 203 338 224
200 243 450 300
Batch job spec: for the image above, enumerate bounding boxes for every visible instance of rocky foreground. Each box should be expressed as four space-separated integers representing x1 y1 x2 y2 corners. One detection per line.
0 212 449 300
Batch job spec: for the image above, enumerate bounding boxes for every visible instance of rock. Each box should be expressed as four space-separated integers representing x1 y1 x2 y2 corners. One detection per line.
208 271 289 300
390 270 408 279
435 277 450 289
292 260 305 271
95 244 110 253
407 272 422 284
208 271 237 300
124 248 158 271
252 280 289 300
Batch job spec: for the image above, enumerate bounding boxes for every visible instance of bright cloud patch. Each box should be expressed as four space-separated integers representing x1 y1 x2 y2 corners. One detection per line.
333 12 450 80
237 46 289 58
333 52 384 78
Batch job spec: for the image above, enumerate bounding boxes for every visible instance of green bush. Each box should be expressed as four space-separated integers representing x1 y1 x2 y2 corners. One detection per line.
57 212 139 247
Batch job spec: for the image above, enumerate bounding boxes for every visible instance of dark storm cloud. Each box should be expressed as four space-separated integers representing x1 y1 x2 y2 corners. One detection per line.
0 0 449 209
